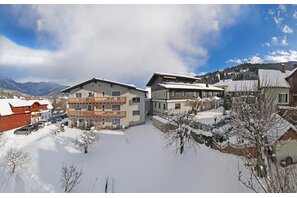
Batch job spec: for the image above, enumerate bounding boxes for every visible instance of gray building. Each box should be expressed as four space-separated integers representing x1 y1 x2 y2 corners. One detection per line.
146 73 224 115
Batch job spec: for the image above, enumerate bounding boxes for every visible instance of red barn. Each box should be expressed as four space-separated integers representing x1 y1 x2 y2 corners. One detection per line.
0 99 50 132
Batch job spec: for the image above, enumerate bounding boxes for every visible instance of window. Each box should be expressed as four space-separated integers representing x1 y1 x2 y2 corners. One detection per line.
182 91 185 96
278 94 288 103
75 93 82 98
74 104 81 110
132 97 141 103
87 104 93 111
88 92 93 97
163 104 166 110
102 105 105 111
154 102 156 107
112 91 121 96
159 103 161 109
102 119 105 125
175 103 181 110
132 110 140 116
112 105 120 110
102 92 105 96
171 91 175 97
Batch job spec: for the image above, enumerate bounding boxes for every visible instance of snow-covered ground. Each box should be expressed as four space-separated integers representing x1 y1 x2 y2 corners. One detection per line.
0 119 251 193
194 107 224 125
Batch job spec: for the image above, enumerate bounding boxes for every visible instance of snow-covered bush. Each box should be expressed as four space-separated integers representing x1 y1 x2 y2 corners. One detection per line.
60 163 83 193
0 148 31 174
73 130 99 154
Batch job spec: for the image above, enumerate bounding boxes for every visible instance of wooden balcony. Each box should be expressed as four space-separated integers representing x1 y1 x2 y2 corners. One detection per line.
68 96 126 104
67 109 126 118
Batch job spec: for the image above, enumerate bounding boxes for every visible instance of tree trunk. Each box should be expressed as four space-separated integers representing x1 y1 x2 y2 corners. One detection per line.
84 145 88 154
180 135 184 154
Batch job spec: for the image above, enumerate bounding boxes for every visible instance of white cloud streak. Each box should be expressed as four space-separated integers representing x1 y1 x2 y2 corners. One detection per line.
0 5 243 87
227 50 297 65
282 25 293 34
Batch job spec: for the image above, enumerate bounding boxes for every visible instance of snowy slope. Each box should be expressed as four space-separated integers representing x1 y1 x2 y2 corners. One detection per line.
0 121 251 193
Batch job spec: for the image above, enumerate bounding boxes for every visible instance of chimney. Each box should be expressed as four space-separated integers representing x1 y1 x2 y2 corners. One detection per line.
280 63 286 73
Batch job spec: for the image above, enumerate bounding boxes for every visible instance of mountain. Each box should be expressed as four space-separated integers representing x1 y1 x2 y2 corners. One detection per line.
0 77 67 96
197 61 297 84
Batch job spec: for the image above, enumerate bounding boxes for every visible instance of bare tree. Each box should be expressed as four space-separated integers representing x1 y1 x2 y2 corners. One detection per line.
164 112 198 154
60 163 83 193
231 81 297 192
73 130 99 154
0 148 31 174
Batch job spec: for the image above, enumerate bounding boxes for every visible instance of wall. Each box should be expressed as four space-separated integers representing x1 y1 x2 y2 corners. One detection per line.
68 80 146 128
261 87 290 107
0 113 31 132
286 69 297 106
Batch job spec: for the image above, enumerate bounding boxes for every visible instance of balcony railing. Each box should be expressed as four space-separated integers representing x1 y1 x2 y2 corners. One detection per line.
68 109 126 118
68 96 126 104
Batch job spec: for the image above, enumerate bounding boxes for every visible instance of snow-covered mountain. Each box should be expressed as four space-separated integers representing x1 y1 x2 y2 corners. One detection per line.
0 76 67 96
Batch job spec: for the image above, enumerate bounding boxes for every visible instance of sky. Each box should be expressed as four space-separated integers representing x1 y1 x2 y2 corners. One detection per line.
0 4 297 88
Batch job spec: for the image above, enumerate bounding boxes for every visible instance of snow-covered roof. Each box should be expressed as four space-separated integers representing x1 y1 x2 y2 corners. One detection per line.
61 78 147 93
158 82 224 91
212 80 258 92
0 99 52 116
0 99 13 116
154 72 200 80
285 67 297 79
267 114 297 143
258 69 290 88
146 72 200 86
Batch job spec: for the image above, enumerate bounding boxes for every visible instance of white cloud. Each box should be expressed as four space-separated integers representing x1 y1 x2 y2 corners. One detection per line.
226 55 263 65
268 9 275 16
226 58 242 64
249 55 264 64
264 35 288 47
227 50 297 65
281 35 288 45
0 5 243 87
282 25 293 33
278 4 287 13
273 17 283 27
293 10 297 19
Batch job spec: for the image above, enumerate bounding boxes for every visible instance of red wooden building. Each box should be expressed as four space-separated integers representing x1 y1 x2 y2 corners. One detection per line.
0 99 50 132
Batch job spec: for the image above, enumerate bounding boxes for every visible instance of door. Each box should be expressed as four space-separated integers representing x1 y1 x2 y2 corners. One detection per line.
112 119 120 129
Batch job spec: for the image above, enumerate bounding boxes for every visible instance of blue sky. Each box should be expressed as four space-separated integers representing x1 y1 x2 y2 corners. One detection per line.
0 5 297 87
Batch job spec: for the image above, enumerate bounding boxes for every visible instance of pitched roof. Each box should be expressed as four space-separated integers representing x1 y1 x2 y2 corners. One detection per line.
0 99 52 116
61 78 147 93
285 67 297 79
212 80 258 92
146 72 200 86
158 82 224 91
258 69 290 88
267 114 297 143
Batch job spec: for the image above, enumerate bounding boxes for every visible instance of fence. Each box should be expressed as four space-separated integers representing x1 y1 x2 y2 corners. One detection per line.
212 140 257 158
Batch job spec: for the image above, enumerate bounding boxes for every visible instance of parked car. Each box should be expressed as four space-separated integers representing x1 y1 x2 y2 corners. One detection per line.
36 121 46 128
49 117 57 123
55 116 63 121
28 123 39 132
14 127 32 135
